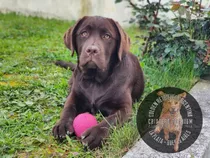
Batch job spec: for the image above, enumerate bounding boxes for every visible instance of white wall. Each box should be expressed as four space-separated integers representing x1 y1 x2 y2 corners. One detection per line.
0 0 209 27
0 0 132 27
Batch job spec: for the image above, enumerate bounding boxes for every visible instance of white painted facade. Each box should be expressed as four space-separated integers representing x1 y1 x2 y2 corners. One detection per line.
0 0 209 26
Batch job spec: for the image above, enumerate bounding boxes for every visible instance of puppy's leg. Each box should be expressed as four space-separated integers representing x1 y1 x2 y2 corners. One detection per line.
154 115 163 134
154 125 161 134
174 131 181 152
164 129 169 140
81 94 132 149
52 91 77 140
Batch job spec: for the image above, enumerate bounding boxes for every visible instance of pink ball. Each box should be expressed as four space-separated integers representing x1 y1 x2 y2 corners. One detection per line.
73 112 98 138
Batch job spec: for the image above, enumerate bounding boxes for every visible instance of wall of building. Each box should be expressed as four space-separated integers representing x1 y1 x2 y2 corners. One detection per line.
0 0 209 27
0 0 132 26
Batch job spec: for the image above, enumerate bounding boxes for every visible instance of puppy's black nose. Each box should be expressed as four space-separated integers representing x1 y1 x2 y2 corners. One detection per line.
86 45 99 55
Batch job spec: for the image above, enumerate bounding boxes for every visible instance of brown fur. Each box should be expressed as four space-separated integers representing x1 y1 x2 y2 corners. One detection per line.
52 16 144 149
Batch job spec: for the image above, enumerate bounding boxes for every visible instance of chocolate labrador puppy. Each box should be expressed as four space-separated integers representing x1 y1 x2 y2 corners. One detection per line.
53 16 144 149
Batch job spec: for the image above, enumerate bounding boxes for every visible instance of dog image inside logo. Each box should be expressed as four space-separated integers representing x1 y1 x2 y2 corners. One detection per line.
154 91 187 152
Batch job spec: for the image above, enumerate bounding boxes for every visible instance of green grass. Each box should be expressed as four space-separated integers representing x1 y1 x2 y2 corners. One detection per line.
0 13 198 157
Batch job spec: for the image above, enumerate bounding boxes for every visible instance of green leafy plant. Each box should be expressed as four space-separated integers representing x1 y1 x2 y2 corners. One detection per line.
143 31 207 73
171 0 210 40
116 0 210 75
116 0 169 31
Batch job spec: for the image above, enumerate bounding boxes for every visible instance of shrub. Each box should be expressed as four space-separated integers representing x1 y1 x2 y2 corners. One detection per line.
116 0 210 75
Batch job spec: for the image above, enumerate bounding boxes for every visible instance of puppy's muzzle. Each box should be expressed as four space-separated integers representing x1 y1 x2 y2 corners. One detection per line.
85 45 100 56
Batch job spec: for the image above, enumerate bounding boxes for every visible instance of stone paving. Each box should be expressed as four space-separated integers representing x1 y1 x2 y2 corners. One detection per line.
123 80 210 158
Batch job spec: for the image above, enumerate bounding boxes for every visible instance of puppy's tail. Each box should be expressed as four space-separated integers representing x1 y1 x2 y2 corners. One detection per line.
55 60 76 71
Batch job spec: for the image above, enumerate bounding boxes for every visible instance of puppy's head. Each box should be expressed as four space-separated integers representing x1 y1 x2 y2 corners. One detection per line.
158 91 186 115
63 16 130 76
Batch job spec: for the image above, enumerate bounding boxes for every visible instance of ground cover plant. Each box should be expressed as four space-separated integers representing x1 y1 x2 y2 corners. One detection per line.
0 13 197 157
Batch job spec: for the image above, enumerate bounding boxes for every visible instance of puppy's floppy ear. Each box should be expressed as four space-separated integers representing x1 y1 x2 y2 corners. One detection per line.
64 16 88 56
157 91 165 96
109 19 130 61
179 92 187 98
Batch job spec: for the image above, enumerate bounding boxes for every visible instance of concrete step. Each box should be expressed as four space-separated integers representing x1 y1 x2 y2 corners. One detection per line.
123 80 210 158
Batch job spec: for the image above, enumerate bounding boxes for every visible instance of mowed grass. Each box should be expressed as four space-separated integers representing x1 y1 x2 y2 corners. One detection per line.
0 13 198 157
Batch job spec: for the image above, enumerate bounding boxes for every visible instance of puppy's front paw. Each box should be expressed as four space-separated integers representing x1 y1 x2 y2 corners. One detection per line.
52 120 74 141
81 125 108 150
174 143 179 152
154 126 161 134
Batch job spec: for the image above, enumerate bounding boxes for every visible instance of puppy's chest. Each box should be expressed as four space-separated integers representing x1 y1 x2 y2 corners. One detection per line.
79 82 116 103
162 113 183 131
76 81 123 114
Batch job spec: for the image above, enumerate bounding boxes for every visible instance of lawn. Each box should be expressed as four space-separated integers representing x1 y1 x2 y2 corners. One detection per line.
0 13 198 157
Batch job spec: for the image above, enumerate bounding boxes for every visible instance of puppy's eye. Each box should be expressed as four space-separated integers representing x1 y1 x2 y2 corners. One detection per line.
81 31 88 37
102 33 111 39
175 101 178 104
